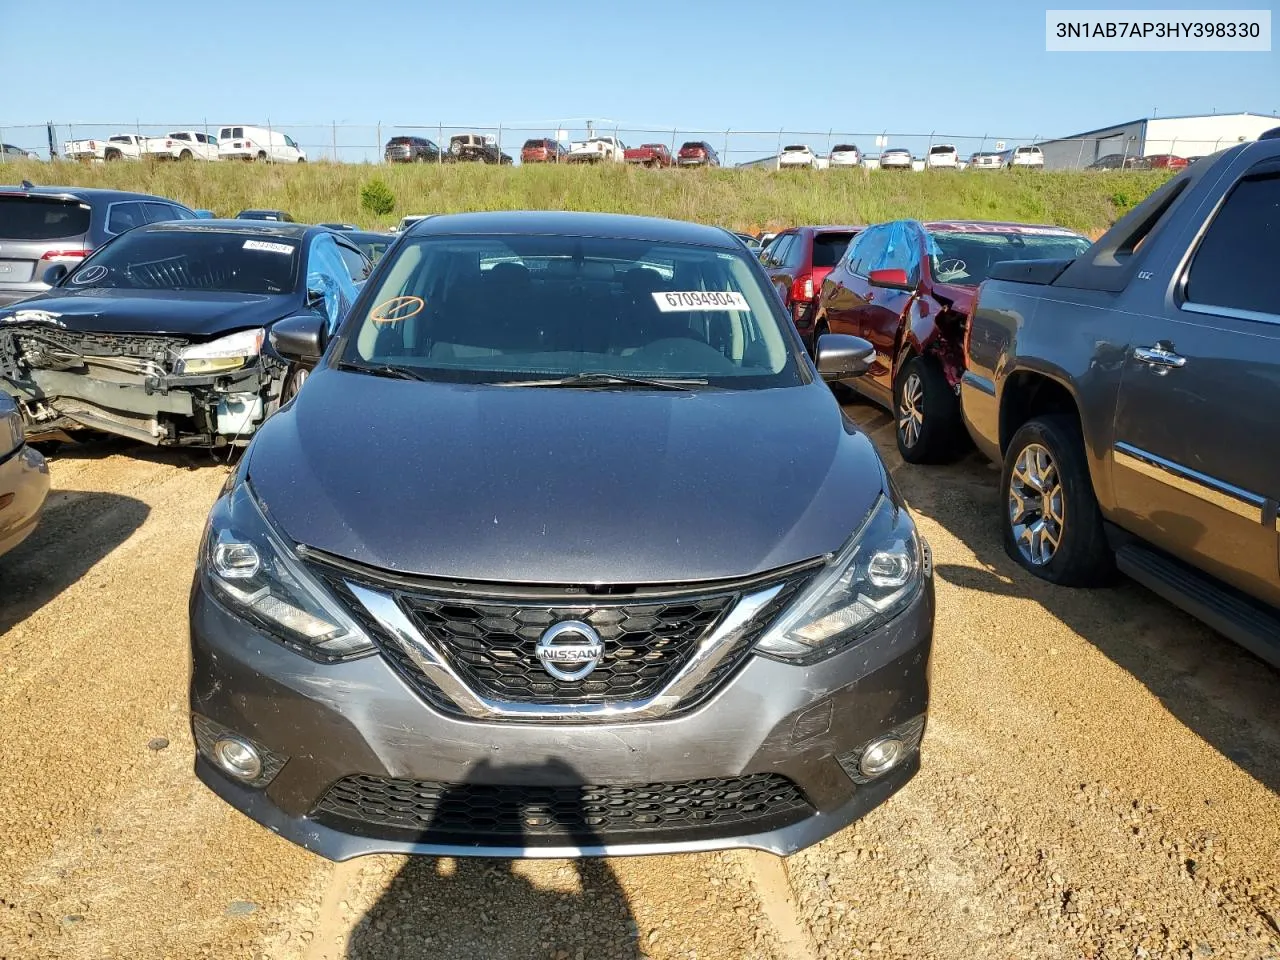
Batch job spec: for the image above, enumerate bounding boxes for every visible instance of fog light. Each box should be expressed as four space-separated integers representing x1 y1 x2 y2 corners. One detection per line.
212 737 263 781
858 736 905 778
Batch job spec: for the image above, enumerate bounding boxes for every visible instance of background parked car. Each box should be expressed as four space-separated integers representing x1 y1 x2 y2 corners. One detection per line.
1 144 40 162
1144 154 1189 170
623 143 673 167
0 221 368 447
762 225 863 346
143 131 220 162
829 144 863 167
969 151 1005 170
236 209 295 222
393 214 431 233
520 138 568 164
448 133 511 164
218 126 306 163
63 134 146 163
878 148 913 170
0 390 48 558
813 219 1091 462
385 136 441 164
195 210 216 219
925 145 959 169
677 141 719 167
0 184 198 306
778 145 818 169
1088 154 1151 170
1006 145 1044 169
961 137 1280 663
568 136 626 163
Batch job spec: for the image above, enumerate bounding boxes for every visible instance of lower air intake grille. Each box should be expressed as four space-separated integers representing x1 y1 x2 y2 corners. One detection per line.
313 773 813 845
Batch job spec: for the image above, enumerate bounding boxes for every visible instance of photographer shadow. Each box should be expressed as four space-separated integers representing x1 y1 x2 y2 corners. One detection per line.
345 758 642 960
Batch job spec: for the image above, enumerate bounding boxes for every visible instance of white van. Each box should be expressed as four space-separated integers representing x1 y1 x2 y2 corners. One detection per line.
925 144 959 169
217 125 306 163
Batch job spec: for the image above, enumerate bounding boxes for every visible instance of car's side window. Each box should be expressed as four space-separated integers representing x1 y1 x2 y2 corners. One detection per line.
784 234 808 269
876 223 917 282
284 134 299 149
141 201 181 224
769 234 795 267
850 227 886 277
106 202 146 235
336 242 373 283
1184 170 1280 318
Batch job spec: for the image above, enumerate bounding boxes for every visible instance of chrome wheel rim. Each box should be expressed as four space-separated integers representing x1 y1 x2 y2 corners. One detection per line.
1009 442 1065 566
286 368 308 400
898 372 924 448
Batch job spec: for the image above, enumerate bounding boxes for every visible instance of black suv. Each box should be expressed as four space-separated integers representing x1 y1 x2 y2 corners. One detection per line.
385 136 441 164
962 130 1280 665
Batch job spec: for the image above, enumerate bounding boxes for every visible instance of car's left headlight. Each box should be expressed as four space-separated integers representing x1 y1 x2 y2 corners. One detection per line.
755 496 926 662
201 479 374 660
1 400 25 456
177 328 265 375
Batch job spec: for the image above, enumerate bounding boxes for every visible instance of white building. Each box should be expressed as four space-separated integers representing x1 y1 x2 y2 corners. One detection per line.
1036 112 1279 169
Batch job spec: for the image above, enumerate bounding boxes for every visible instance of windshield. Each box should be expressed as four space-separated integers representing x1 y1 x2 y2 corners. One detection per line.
927 230 1092 286
67 229 299 294
340 234 802 388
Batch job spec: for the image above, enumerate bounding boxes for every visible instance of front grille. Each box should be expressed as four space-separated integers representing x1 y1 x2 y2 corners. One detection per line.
312 773 812 845
315 561 815 719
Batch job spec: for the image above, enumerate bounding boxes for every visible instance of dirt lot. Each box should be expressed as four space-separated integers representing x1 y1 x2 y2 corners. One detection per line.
1 399 1277 960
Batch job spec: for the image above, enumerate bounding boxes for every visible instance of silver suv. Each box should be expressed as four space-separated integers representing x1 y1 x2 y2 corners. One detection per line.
0 185 196 306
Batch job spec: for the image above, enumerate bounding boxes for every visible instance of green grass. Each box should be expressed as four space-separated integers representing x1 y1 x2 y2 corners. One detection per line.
1 160 1171 236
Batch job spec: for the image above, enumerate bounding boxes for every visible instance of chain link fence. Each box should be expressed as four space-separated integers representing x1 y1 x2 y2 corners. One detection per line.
0 120 1263 170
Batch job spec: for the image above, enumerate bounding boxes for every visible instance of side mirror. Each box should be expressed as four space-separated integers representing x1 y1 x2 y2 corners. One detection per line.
42 263 69 285
269 314 326 364
868 268 914 291
815 334 875 382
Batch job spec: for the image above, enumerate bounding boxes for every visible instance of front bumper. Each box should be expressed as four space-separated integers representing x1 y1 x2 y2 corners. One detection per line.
0 443 49 557
188 575 933 860
3 361 279 447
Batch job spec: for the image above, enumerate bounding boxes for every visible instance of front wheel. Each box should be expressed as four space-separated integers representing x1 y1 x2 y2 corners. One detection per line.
281 367 309 404
893 355 964 464
1000 415 1113 585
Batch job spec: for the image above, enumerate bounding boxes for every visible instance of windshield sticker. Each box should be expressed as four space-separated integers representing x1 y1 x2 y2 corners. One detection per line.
71 265 109 285
370 295 425 325
652 291 749 312
243 240 295 255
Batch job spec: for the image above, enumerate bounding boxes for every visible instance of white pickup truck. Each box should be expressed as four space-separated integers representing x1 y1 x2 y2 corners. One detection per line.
568 136 626 163
143 131 220 161
63 134 146 162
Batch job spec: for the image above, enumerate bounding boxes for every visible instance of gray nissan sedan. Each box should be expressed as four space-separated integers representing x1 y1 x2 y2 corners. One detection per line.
188 211 934 860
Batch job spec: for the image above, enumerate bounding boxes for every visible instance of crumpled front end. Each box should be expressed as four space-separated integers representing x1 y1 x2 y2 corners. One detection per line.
0 324 286 446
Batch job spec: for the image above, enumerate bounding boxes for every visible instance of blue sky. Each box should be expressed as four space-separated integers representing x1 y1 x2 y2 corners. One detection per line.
3 0 1276 161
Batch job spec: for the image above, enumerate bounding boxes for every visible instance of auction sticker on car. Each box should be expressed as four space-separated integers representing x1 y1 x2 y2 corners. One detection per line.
243 240 295 255
652 291 749 312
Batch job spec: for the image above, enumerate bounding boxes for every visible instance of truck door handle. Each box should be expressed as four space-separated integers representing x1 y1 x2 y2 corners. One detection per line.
1133 345 1186 370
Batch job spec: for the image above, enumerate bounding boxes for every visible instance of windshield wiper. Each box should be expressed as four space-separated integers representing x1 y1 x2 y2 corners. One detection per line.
493 372 710 391
334 359 432 381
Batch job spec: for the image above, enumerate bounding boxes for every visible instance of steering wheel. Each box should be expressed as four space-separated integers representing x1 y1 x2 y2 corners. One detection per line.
936 259 967 279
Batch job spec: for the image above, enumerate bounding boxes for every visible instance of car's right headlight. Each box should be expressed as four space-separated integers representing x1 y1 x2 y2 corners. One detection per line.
754 496 926 663
201 480 373 660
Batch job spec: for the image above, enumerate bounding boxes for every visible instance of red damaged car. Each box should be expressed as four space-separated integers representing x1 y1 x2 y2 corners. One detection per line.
812 220 1092 462
761 225 863 346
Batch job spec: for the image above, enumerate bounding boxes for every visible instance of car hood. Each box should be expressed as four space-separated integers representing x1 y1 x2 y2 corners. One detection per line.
0 288 297 339
246 370 889 586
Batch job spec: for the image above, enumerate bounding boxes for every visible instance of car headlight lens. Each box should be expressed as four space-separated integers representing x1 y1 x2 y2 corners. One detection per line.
202 480 373 659
755 496 925 662
177 328 265 375
1 402 24 455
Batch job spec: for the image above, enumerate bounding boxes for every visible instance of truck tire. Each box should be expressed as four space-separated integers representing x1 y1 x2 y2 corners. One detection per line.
1000 414 1113 586
179 149 193 160
256 150 268 162
105 149 121 162
893 355 964 464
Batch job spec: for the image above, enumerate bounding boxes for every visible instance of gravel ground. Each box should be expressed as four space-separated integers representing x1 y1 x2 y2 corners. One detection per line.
0 400 1276 960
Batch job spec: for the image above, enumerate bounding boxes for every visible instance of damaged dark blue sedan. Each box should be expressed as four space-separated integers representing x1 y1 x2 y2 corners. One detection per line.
188 211 934 860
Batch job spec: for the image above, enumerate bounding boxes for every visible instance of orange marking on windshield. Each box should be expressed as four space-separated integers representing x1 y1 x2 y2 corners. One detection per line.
370 295 425 324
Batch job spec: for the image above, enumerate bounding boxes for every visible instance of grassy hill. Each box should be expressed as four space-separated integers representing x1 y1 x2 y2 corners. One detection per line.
0 159 1170 236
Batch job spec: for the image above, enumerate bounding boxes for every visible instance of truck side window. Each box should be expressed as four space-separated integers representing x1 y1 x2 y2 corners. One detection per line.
1185 173 1280 317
